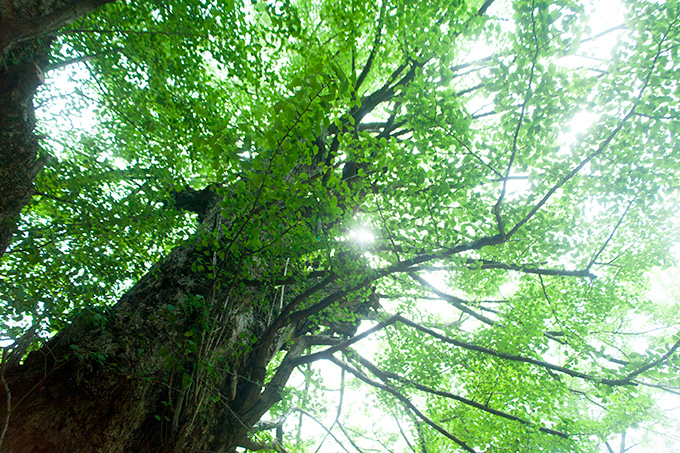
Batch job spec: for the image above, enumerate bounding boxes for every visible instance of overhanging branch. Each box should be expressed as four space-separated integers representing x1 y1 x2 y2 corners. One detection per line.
348 351 570 439
393 315 639 386
327 356 477 453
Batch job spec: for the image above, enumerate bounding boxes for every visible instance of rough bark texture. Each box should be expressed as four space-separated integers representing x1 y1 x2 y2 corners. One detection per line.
0 0 115 257
0 0 114 51
3 203 293 452
0 40 50 258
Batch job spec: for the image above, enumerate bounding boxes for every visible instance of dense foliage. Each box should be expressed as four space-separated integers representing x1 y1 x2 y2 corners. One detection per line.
2 0 680 451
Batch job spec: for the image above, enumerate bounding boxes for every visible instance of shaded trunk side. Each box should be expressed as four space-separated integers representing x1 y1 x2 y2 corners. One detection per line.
0 40 50 258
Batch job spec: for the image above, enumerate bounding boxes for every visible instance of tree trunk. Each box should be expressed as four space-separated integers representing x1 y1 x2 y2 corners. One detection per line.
2 199 303 452
0 40 50 258
0 0 115 257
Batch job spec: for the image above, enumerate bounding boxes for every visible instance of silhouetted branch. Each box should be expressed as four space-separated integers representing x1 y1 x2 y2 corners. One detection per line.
409 273 495 326
327 356 477 453
349 352 570 438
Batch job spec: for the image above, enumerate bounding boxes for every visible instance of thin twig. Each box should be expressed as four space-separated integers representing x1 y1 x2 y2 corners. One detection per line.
296 407 350 453
586 198 635 271
393 411 417 453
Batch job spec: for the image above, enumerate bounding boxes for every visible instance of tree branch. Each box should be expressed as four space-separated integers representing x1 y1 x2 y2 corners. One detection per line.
355 2 386 92
45 54 96 72
282 233 507 335
295 407 350 453
468 259 596 279
292 316 399 366
444 129 503 179
393 411 417 453
493 8 540 238
337 422 365 453
1 0 114 50
253 407 296 432
506 16 672 239
238 436 289 452
256 273 337 366
395 256 594 279
393 315 638 386
586 197 635 271
350 351 570 438
623 336 680 382
313 368 345 453
409 273 496 326
634 380 680 396
61 28 194 37
327 356 477 453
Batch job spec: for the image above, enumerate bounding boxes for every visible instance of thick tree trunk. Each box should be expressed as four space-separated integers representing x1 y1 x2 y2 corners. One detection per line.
0 0 114 51
0 0 115 257
0 41 50 258
0 4 368 450
3 202 297 452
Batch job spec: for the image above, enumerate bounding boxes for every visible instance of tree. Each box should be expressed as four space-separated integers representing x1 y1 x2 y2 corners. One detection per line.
0 0 115 257
1 0 680 451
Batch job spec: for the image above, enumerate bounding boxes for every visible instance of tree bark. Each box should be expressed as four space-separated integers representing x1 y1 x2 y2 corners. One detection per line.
0 41 50 258
0 0 115 52
0 162 369 453
3 200 299 452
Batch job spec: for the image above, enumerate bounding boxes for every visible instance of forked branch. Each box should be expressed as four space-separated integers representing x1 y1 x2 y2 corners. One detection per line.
348 351 570 439
393 315 674 386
